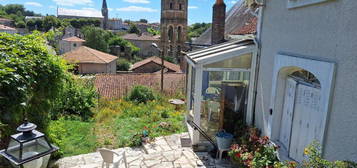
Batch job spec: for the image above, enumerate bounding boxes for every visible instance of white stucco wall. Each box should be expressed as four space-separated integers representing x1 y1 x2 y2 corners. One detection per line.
59 41 83 55
255 0 357 161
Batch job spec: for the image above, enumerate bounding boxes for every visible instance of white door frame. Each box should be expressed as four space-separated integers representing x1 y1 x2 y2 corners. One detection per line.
269 54 335 152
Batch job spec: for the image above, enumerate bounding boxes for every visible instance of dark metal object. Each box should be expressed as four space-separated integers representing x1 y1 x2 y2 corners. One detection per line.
151 43 164 92
0 120 59 167
186 120 218 150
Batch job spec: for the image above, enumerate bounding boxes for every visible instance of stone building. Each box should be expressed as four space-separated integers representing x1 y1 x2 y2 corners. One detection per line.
0 18 14 27
122 33 160 58
63 46 117 74
130 56 182 73
59 36 85 54
160 0 188 63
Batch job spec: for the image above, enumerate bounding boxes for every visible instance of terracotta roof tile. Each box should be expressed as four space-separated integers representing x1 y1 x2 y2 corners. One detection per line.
62 46 118 64
122 33 160 41
63 36 86 42
94 73 186 99
130 56 182 73
230 17 257 35
0 24 16 31
0 18 12 22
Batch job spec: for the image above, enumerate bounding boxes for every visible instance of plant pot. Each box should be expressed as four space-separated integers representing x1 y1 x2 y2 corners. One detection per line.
141 137 149 143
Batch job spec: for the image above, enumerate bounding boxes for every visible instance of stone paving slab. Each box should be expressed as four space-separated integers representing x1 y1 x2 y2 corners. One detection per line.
55 133 233 168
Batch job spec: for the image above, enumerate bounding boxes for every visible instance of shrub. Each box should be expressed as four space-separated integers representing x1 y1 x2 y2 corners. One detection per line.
229 128 281 168
302 141 355 168
117 58 131 71
0 32 69 147
51 77 97 121
127 85 156 103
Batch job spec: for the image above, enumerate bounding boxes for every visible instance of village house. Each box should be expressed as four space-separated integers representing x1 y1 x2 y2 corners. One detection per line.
185 0 357 163
130 56 182 73
0 18 13 27
252 0 357 163
121 33 160 58
59 36 86 55
57 8 103 20
0 24 17 34
62 46 117 74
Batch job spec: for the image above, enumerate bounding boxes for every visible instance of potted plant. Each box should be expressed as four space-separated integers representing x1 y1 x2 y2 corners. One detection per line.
141 126 150 143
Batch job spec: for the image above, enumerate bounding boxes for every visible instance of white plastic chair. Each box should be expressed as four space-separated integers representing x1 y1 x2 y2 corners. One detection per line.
99 148 128 168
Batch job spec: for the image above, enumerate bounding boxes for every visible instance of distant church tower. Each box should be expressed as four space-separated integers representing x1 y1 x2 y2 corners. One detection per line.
160 0 188 63
102 0 108 30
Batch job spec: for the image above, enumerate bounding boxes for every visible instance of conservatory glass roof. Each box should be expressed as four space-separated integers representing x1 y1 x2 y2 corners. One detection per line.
186 39 256 66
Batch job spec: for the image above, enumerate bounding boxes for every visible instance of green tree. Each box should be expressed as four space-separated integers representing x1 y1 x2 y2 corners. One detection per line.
147 27 160 36
43 16 59 31
15 20 25 28
128 24 141 34
139 19 148 23
26 19 36 31
81 26 112 52
0 32 69 147
3 4 25 15
116 58 131 71
188 22 211 40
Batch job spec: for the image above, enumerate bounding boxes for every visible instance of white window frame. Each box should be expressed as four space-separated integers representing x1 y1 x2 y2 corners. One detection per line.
287 0 331 9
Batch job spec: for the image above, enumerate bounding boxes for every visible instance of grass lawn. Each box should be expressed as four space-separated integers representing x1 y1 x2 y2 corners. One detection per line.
48 96 186 157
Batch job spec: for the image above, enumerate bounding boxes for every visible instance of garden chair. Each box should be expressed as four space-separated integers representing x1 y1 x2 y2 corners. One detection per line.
99 148 128 168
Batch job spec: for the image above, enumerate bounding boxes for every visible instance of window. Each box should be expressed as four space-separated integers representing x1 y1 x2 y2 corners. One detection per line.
177 26 182 42
168 26 174 42
73 43 77 47
288 0 331 9
179 3 183 10
169 3 173 10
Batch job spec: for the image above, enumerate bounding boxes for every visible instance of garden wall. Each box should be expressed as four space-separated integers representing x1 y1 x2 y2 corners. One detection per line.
94 73 186 99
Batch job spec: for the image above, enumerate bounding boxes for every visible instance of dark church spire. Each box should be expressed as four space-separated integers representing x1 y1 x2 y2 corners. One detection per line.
102 0 108 30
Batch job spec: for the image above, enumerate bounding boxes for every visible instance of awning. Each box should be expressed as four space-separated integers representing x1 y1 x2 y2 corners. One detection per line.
185 39 256 67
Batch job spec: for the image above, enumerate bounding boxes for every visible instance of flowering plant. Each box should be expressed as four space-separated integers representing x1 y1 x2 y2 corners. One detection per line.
228 127 297 168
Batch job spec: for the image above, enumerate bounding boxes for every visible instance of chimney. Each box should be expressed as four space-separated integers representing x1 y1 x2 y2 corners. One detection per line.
211 0 226 45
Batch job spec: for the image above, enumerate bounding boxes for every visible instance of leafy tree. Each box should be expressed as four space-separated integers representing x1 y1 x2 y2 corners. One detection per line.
52 77 97 121
188 22 211 40
147 27 160 36
0 32 69 147
117 58 131 71
128 24 141 35
26 19 36 31
81 26 112 52
139 19 148 23
3 4 25 15
34 19 44 30
43 16 59 31
15 20 25 28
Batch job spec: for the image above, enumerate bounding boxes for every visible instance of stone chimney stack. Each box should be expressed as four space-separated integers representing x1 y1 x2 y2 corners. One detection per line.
211 0 226 45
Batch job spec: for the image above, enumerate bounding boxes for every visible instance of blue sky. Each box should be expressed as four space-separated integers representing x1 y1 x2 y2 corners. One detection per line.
0 0 238 24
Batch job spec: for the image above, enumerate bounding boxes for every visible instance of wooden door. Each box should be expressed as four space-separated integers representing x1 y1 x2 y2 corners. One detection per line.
289 83 322 162
279 78 297 151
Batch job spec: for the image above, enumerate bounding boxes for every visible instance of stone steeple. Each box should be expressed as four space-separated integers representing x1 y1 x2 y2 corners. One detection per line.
211 0 226 45
102 0 108 30
160 0 188 63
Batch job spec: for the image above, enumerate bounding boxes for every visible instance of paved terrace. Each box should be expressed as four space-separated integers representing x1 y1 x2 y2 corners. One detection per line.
55 133 233 168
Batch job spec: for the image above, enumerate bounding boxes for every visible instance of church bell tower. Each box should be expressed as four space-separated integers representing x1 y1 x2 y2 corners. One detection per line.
160 0 188 63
